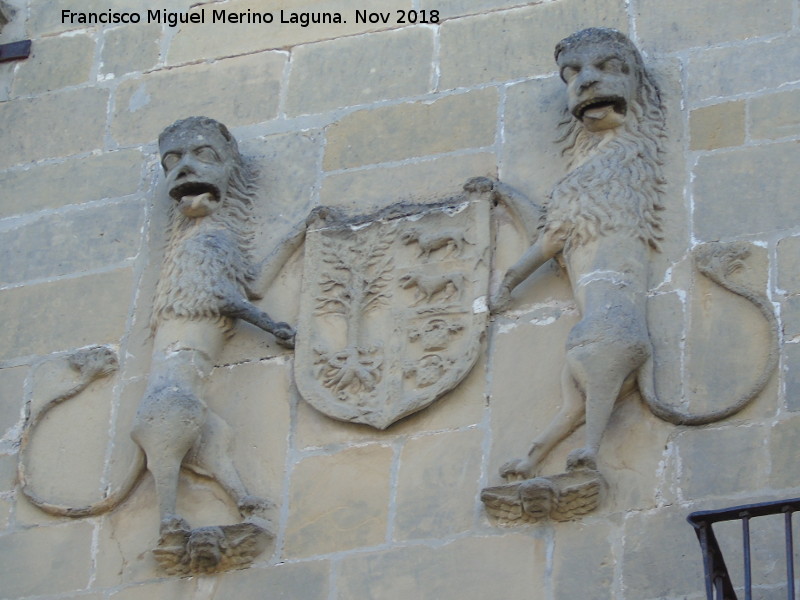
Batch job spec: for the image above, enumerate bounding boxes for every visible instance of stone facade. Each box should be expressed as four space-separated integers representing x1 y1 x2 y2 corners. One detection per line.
1 1 799 599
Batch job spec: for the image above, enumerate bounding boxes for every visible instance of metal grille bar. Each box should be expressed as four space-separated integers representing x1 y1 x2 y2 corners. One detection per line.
688 498 800 600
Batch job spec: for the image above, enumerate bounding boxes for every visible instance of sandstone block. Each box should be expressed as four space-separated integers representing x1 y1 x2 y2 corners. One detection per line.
213 560 330 599
11 34 94 96
111 52 285 145
320 152 497 212
0 522 94 598
419 0 527 19
107 577 205 600
284 444 392 558
553 520 616 600
750 89 800 140
337 534 547 600
0 268 133 360
782 344 800 412
167 0 402 65
781 296 800 341
694 141 800 240
0 200 145 286
777 236 800 294
438 0 627 89
769 414 800 487
285 27 434 116
395 429 483 540
0 497 9 531
324 89 498 170
675 424 768 500
636 0 791 52
0 365 25 438
0 149 144 218
623 508 705 599
0 88 108 168
101 23 161 77
690 101 746 151
687 36 800 104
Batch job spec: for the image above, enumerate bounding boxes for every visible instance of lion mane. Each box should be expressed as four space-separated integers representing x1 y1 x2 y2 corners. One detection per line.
547 29 667 254
152 117 259 335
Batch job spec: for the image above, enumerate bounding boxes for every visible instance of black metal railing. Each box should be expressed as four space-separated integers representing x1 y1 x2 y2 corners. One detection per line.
688 498 800 599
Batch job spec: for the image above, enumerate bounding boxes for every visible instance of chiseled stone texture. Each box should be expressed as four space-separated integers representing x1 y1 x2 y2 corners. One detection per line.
101 23 162 77
111 52 285 145
0 268 133 360
212 560 330 599
622 508 705 599
0 200 145 285
285 27 434 116
553 520 616 600
324 88 498 170
438 0 627 89
394 429 483 540
0 149 145 217
769 414 800 488
0 88 108 168
168 0 402 65
693 141 800 240
11 34 95 96
636 0 792 52
784 344 800 412
0 522 95 598
0 365 25 437
750 89 800 140
284 444 393 558
337 534 548 600
777 236 800 294
689 101 746 151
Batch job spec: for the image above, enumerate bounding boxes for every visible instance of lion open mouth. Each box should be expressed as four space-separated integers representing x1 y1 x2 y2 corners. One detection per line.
169 181 220 204
574 96 627 121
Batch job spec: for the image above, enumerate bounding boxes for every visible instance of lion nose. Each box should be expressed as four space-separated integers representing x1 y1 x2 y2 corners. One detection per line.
577 68 599 92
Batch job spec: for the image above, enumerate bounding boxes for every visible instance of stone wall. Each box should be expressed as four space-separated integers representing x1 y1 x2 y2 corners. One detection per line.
1 0 799 598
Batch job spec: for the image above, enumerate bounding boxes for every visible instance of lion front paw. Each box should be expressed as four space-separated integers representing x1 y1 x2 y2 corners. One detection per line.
489 285 512 313
272 322 296 348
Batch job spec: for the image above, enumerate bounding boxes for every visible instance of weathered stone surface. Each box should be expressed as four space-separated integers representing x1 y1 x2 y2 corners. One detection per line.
0 149 144 217
101 23 161 77
0 268 133 360
419 0 528 18
690 101 746 151
622 508 705 599
784 344 800 412
777 236 800 294
107 576 206 600
337 535 547 600
0 365 25 437
0 497 10 530
769 414 800 487
0 522 94 598
213 560 330 599
750 88 800 140
320 153 496 211
0 88 108 168
111 53 285 145
553 520 616 600
676 425 768 500
694 141 800 239
395 429 483 540
438 0 627 89
11 34 94 96
285 27 434 116
636 0 791 52
781 296 800 342
284 445 392 558
687 36 800 104
324 89 498 170
168 0 402 65
0 200 145 285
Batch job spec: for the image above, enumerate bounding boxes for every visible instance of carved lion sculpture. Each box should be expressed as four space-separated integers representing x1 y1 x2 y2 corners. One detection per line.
18 117 303 571
484 29 777 518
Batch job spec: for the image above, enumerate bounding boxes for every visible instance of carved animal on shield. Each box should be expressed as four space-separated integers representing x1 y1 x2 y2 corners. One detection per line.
400 227 472 260
399 272 464 305
18 117 303 572
482 29 777 522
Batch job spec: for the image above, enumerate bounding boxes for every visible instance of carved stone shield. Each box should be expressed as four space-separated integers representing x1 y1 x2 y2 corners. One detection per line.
295 193 491 429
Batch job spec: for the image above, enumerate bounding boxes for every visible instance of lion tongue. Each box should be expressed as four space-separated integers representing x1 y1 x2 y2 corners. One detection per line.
182 192 214 206
583 105 612 120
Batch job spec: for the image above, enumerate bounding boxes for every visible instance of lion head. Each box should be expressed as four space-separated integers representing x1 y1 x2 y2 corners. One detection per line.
152 117 260 331
547 28 667 252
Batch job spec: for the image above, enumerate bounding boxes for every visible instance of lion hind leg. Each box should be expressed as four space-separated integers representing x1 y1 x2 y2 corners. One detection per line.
500 365 585 480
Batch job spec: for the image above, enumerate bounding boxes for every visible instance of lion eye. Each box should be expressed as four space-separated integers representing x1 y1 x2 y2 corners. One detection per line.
162 152 180 171
195 146 220 163
598 58 625 73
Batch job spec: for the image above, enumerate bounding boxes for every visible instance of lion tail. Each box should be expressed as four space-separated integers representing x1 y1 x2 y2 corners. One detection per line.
17 346 146 518
638 242 779 426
